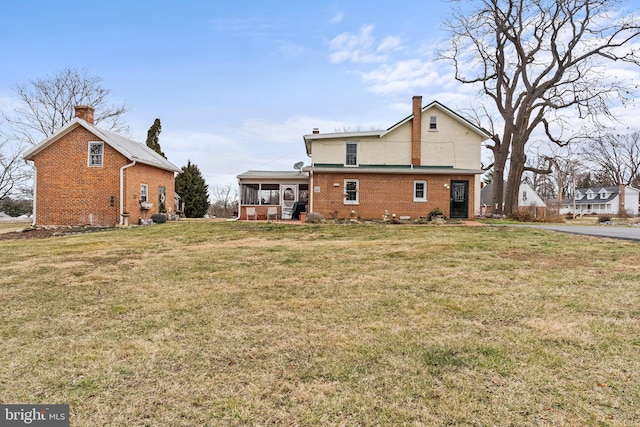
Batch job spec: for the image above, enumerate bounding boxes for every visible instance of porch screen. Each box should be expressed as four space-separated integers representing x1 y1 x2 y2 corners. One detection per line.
241 184 259 205
260 184 280 205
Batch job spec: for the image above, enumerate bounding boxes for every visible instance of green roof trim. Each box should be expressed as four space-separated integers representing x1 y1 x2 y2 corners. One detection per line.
312 163 454 169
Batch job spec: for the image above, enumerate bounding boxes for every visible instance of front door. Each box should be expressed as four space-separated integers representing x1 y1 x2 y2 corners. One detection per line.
450 180 469 218
280 184 297 219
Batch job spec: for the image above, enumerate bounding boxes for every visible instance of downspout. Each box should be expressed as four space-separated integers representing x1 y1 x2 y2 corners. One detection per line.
226 178 242 221
25 160 36 226
309 170 314 213
120 161 136 225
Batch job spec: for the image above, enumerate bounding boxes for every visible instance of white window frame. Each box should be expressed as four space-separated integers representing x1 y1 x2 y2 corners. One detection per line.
345 142 358 167
140 184 149 202
88 141 104 167
344 179 359 205
414 180 427 202
429 115 438 131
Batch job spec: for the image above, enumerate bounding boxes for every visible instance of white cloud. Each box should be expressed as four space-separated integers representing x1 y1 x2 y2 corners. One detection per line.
377 36 402 53
277 42 305 59
361 59 454 94
241 116 346 143
328 24 402 64
160 115 351 189
329 12 344 24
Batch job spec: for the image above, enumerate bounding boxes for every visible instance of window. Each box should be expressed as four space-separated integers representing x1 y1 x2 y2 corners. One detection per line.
260 184 280 205
414 180 427 202
140 184 148 202
429 116 437 130
241 184 259 204
299 184 309 203
241 184 282 205
522 191 528 201
345 142 358 166
88 142 103 166
344 179 359 205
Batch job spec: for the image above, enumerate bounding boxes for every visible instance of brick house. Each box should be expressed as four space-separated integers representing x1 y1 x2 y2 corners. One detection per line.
237 96 490 220
23 106 181 227
303 97 490 220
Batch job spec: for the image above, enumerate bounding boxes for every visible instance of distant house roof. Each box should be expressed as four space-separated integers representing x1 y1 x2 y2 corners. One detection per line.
23 117 181 173
302 100 492 156
564 186 620 205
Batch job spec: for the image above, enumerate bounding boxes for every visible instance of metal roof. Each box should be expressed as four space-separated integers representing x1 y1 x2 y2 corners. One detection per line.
23 118 181 173
237 170 309 180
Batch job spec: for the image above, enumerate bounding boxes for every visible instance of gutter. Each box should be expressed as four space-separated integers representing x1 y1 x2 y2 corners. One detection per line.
120 161 136 225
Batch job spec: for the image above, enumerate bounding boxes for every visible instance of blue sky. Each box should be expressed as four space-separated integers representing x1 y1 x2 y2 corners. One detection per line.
1 1 639 191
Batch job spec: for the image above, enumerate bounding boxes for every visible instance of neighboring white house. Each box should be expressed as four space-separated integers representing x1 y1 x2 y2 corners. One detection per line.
480 182 547 216
560 184 640 216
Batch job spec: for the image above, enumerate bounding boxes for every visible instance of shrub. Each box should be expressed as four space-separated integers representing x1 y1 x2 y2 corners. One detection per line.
306 212 324 224
150 213 167 224
597 214 611 223
428 207 444 221
507 209 534 222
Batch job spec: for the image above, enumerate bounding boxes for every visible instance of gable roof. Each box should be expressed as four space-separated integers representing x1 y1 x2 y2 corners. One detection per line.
23 118 180 173
302 100 492 156
480 182 546 206
568 186 620 205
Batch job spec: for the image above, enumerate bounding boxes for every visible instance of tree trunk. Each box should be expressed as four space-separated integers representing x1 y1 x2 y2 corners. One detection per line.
505 143 527 215
491 165 505 215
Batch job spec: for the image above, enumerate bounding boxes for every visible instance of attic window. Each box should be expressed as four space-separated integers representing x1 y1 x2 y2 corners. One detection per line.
429 116 437 130
88 142 103 167
345 142 358 166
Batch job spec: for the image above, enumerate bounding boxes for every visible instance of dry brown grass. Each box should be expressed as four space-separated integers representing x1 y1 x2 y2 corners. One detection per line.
1 222 639 426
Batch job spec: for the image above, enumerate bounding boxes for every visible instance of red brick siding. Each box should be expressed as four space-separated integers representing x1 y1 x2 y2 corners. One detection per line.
123 163 176 220
311 172 475 220
31 126 174 227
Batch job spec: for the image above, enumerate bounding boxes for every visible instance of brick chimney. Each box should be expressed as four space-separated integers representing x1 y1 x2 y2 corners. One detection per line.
619 183 626 214
74 105 95 124
411 96 422 166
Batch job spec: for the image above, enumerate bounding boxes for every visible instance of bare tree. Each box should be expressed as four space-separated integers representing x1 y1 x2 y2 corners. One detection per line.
523 153 556 200
0 135 29 200
545 145 583 211
3 67 131 145
209 184 238 218
583 132 640 187
442 0 640 215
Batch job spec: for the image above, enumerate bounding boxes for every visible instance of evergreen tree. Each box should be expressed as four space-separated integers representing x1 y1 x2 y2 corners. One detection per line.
145 118 165 158
175 160 209 217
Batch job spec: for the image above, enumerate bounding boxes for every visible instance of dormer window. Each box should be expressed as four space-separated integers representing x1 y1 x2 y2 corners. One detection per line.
599 189 608 199
88 142 103 167
429 116 438 130
587 190 595 200
345 142 358 166
575 191 582 200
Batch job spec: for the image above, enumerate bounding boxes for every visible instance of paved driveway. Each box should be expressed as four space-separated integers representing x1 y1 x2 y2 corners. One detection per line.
517 224 640 241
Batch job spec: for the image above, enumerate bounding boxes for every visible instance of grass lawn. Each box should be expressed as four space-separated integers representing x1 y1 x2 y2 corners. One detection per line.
1 221 639 426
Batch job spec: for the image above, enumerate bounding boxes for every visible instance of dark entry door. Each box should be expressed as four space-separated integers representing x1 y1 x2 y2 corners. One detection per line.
450 180 469 218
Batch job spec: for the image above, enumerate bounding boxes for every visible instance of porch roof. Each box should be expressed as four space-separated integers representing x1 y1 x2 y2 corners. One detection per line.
237 170 309 181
